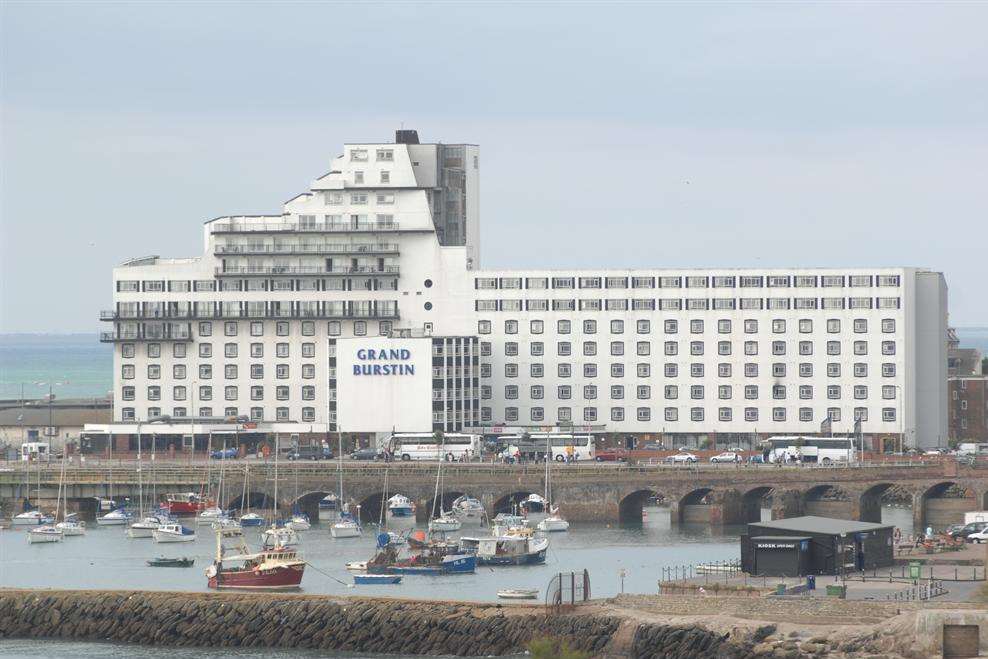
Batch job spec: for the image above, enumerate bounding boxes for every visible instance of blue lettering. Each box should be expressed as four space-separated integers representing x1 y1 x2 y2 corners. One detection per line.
406 365 415 375
353 365 361 375
373 365 383 375
357 349 368 360
399 349 410 360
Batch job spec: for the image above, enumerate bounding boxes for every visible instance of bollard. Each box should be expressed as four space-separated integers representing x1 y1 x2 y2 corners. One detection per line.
955 567 958 581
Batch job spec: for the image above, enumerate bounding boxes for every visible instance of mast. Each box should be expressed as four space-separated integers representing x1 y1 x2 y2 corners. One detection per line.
240 464 248 517
431 432 444 519
273 433 279 521
336 430 344 519
544 434 551 509
136 419 143 517
218 433 226 513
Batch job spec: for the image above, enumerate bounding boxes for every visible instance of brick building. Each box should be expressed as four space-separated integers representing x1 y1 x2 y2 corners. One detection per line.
949 376 988 442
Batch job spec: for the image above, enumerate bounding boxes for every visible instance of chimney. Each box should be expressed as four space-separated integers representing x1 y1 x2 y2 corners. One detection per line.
395 129 419 145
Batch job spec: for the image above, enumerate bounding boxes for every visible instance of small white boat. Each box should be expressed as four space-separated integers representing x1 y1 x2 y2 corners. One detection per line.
497 588 539 600
262 525 300 548
197 507 226 525
12 510 52 526
318 494 338 510
345 560 368 572
55 518 86 537
428 514 462 533
212 517 244 537
97 508 133 526
387 495 415 518
491 514 528 536
330 518 362 539
128 516 164 539
288 514 311 531
537 510 570 533
452 496 485 522
239 512 264 527
152 523 196 543
27 525 63 544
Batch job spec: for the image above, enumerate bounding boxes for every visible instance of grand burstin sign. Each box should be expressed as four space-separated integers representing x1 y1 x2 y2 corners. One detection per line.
352 348 416 376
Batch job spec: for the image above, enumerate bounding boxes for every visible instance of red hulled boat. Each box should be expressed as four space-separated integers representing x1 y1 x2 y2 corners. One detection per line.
206 529 305 590
165 492 211 516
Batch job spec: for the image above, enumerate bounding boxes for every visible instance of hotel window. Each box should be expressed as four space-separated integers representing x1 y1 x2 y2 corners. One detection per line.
772 385 786 400
664 341 678 356
719 407 732 422
881 341 896 355
300 407 315 422
691 408 704 422
121 343 135 359
505 407 518 422
664 385 678 400
584 363 597 377
798 384 812 399
854 363 868 377
276 343 289 358
664 320 678 334
122 386 135 401
504 342 518 357
199 365 212 379
558 385 572 400
637 341 650 356
504 385 518 400
745 408 758 422
877 297 900 309
849 297 873 309
276 321 289 336
199 322 212 337
504 320 518 334
636 320 651 334
744 385 758 400
659 276 682 288
146 386 161 401
686 298 709 310
767 275 790 287
273 364 288 379
579 277 601 289
636 407 650 421
772 319 786 333
659 299 682 310
610 407 624 422
174 385 188 401
481 364 492 377
328 321 342 336
795 275 817 288
530 364 544 378
353 170 364 184
877 274 900 287
302 343 315 358
744 363 758 377
686 276 708 288
477 320 491 334
611 364 624 378
822 298 845 310
480 386 492 400
500 277 522 289
611 385 624 400
376 148 393 161
854 408 868 422
273 407 288 421
173 364 187 379
505 364 518 377
743 320 758 334
553 299 576 311
302 364 315 379
222 321 238 337
558 363 572 377
637 385 651 400
798 408 813 422
632 277 655 289
555 406 571 422
552 277 575 289
301 321 315 336
224 365 238 379
350 148 368 161
198 385 212 401
881 318 896 333
117 280 139 292
689 319 704 334
740 298 763 310
632 298 656 310
740 275 763 288
584 407 597 422
827 385 841 399
717 341 731 356
637 363 651 378
882 408 896 422
664 363 678 377
794 298 817 310
584 385 597 400
557 341 572 356
480 342 492 357
302 386 315 401
147 364 160 379
583 341 597 356
718 363 732 377
827 363 841 377
772 341 786 356
531 407 545 422
827 341 840 355
250 407 263 421
772 363 786 378
606 277 628 289
665 407 678 421
529 319 544 334
798 341 812 356
526 277 549 289
853 340 867 355
853 319 867 333
768 298 790 310
718 385 732 400
882 363 896 377
350 193 368 205
376 192 395 205
712 298 736 310
690 385 704 399
476 277 498 290
690 341 704 356
173 343 186 358
712 276 736 288
354 321 368 336
121 408 135 421
854 385 868 399
378 170 390 184
821 275 844 288
773 407 786 422
147 343 161 359
610 341 624 356
199 343 212 359
882 385 896 400
610 320 624 334
224 386 238 401
579 299 602 311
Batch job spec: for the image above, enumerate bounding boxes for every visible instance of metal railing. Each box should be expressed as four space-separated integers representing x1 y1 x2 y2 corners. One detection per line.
216 265 399 276
215 243 400 255
211 221 400 233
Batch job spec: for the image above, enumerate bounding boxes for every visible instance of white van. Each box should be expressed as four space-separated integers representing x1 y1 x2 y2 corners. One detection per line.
20 442 51 461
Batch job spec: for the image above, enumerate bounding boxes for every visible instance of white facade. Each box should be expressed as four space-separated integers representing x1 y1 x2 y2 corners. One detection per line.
98 130 948 448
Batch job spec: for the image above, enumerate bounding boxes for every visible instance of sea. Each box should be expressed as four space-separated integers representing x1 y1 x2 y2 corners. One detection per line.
2 328 988 401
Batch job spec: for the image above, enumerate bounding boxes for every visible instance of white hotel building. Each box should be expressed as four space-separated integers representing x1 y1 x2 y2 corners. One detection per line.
92 130 948 451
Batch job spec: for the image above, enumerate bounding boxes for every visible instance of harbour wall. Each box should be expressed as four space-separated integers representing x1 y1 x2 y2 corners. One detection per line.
0 589 751 658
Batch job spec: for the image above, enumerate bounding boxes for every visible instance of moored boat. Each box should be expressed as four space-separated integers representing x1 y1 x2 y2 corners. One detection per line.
239 512 264 527
318 494 338 511
97 508 133 526
147 556 195 568
452 496 485 523
330 512 361 539
165 492 210 516
497 588 539 600
153 523 196 543
460 530 548 566
537 508 570 533
206 529 305 590
262 525 299 548
288 514 311 531
55 515 86 537
354 574 402 585
387 495 414 518
365 536 476 575
196 507 227 525
128 514 168 538
12 510 52 526
428 513 461 533
27 525 63 544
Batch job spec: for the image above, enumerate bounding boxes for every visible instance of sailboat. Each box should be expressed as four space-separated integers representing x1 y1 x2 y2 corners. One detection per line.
128 426 162 538
537 437 569 532
262 435 300 548
54 456 85 536
428 435 461 533
29 458 63 544
330 431 361 538
14 462 53 526
238 465 263 527
287 460 310 531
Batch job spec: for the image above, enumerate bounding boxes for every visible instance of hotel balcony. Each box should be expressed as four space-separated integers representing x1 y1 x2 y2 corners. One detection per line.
211 220 400 234
214 243 400 256
215 265 400 276
99 323 193 343
100 304 399 322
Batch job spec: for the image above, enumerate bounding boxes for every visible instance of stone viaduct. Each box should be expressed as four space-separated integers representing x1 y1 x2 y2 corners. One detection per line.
2 461 986 530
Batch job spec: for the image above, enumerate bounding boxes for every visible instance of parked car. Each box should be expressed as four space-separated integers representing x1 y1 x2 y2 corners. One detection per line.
209 447 238 460
350 447 382 461
709 451 741 464
665 450 698 464
595 448 629 462
949 521 988 539
640 442 667 451
967 529 988 543
287 446 333 461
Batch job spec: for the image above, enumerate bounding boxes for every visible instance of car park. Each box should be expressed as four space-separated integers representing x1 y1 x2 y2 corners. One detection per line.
709 451 741 464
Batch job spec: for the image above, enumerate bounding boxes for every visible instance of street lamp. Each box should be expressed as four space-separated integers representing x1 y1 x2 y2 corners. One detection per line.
36 380 68 450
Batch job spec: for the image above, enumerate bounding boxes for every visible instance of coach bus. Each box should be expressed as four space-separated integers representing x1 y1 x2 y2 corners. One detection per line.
386 433 481 461
499 433 596 462
763 436 857 465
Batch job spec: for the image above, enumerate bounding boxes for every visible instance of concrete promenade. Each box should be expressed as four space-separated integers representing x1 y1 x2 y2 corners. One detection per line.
2 459 987 528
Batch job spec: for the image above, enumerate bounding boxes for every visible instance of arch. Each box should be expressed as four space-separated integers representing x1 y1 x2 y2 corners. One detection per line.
802 484 853 520
618 489 668 525
857 482 913 525
919 481 977 531
493 491 538 516
292 490 334 522
678 487 714 524
424 490 468 521
225 491 275 516
741 486 774 523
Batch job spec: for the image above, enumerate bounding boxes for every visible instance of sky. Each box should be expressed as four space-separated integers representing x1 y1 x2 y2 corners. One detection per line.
1 1 986 333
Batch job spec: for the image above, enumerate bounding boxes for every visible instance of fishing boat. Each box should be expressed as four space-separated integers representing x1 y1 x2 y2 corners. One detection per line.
12 510 52 526
164 492 209 516
491 513 527 536
460 529 548 566
535 437 569 533
387 494 414 518
497 588 539 600
147 556 195 568
97 508 133 526
27 525 63 544
262 525 299 548
452 495 485 523
354 574 402 585
206 528 305 590
288 513 311 531
55 514 86 537
366 537 476 576
239 512 264 527
318 494 338 511
152 523 196 543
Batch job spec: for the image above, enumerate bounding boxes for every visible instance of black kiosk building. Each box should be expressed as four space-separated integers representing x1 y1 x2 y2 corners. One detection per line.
741 516 895 577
